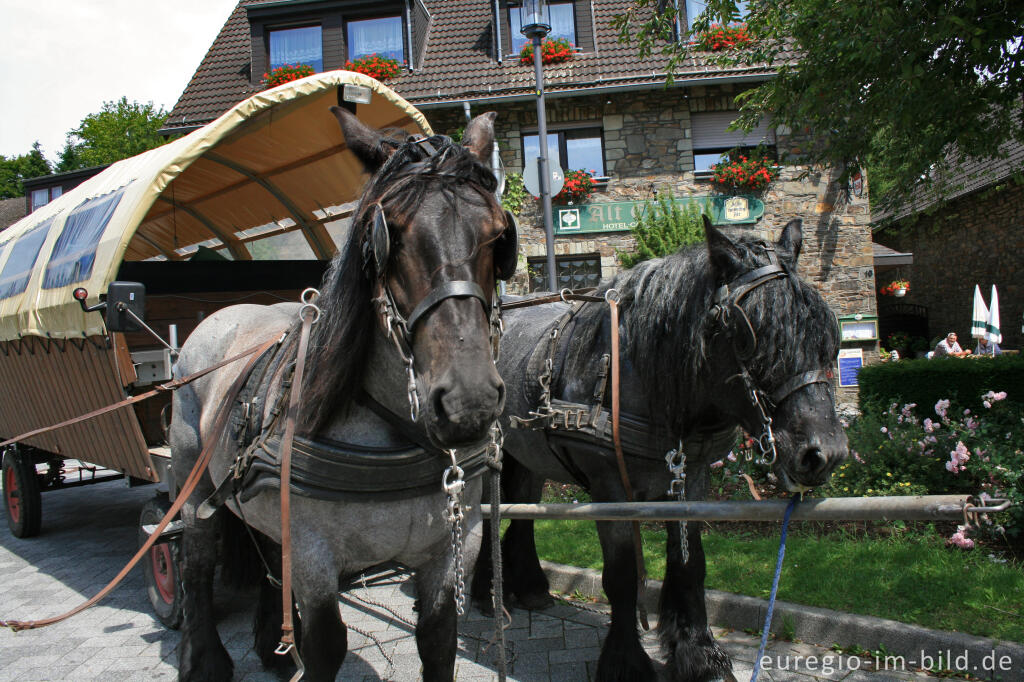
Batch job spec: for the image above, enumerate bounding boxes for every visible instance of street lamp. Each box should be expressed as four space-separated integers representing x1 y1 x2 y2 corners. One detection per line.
517 0 558 292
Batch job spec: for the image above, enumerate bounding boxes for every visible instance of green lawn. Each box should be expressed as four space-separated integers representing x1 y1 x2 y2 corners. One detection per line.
533 520 1024 642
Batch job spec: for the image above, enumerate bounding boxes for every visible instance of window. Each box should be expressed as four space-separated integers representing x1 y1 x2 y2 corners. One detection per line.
523 128 604 177
690 112 775 172
685 0 748 28
30 186 62 212
43 190 124 289
0 218 53 299
528 253 602 292
347 15 405 62
509 2 576 53
269 25 323 72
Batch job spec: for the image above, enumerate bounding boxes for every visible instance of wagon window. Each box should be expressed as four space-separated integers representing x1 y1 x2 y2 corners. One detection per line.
43 189 124 289
0 218 53 299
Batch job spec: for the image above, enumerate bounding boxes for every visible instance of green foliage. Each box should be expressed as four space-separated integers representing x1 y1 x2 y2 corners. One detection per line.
858 355 1024 416
835 392 1023 539
613 0 1024 214
619 191 705 268
59 97 169 171
500 172 528 215
0 142 52 199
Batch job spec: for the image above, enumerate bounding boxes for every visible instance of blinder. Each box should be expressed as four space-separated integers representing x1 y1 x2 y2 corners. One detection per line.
494 210 520 281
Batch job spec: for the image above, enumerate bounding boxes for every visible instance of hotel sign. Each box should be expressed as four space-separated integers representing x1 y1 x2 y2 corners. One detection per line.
554 196 764 235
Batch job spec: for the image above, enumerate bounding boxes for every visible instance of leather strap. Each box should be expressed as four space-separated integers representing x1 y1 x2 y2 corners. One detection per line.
769 368 834 407
0 336 280 632
278 308 316 653
608 297 650 631
406 280 488 331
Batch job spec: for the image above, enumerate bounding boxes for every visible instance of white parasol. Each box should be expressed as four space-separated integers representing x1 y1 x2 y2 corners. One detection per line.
987 285 1002 344
971 285 989 339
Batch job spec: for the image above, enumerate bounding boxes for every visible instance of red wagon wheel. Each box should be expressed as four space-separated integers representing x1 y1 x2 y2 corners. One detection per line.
140 495 183 629
2 449 42 538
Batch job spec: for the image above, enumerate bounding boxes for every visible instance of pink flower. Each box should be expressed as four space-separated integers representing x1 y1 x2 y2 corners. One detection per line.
923 418 936 433
948 526 974 549
945 455 959 474
710 460 724 469
983 401 992 409
880 426 888 434
852 450 864 464
954 441 970 463
934 399 950 418
727 451 737 462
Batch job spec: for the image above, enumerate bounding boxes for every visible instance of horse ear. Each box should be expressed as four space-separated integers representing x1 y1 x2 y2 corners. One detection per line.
777 218 803 262
461 112 498 161
331 105 395 173
704 215 742 278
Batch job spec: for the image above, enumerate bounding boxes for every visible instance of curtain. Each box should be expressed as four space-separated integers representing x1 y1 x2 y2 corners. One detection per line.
269 26 323 71
348 16 404 62
510 2 576 52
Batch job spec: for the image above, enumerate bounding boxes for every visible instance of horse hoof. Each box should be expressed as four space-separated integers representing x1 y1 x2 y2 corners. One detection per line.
512 591 553 611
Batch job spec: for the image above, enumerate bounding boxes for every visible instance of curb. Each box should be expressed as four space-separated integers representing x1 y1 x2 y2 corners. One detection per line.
541 561 1024 682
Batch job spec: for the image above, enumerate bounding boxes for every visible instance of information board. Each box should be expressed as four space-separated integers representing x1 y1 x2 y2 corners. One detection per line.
837 348 864 387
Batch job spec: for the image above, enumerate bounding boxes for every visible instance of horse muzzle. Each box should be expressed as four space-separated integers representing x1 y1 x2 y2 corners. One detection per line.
424 369 505 448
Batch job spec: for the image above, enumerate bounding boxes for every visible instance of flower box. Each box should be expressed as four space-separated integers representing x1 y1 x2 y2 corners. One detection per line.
263 63 315 89
345 54 402 81
695 23 753 51
519 38 575 66
710 154 778 192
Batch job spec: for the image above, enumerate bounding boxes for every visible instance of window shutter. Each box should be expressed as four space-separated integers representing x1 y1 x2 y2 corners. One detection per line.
691 111 775 149
412 0 430 69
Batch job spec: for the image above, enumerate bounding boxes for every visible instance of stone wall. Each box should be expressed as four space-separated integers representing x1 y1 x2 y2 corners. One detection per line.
875 180 1024 352
424 84 878 401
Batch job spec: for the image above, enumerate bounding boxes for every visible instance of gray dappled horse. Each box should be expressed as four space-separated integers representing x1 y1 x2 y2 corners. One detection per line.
170 109 517 681
472 218 848 681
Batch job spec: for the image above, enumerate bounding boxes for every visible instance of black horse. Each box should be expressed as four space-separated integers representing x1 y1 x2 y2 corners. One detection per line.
473 218 848 681
170 109 516 681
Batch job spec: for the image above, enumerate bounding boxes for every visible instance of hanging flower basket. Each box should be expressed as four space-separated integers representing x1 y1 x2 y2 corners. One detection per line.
880 280 910 296
552 169 596 204
519 38 575 66
263 63 315 88
710 155 778 192
695 23 753 51
345 54 402 81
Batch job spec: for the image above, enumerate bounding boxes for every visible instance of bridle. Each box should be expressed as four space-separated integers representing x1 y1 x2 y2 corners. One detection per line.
709 243 835 465
360 135 514 422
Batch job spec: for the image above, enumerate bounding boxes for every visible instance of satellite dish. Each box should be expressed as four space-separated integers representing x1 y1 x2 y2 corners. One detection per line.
523 160 565 198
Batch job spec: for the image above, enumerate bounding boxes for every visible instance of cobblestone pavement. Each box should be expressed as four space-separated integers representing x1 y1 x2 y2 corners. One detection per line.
1 481 956 680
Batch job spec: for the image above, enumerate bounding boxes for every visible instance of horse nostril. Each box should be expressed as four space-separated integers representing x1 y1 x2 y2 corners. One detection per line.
800 446 826 475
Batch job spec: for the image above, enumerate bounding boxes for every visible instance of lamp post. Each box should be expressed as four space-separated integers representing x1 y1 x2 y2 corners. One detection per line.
519 0 558 291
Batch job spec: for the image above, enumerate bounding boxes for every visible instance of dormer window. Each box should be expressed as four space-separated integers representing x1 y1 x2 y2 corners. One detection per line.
508 1 576 53
685 0 748 27
268 25 324 72
347 15 405 62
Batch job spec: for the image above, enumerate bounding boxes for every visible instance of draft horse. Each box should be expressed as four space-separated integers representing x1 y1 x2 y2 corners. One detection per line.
170 108 517 681
473 218 848 681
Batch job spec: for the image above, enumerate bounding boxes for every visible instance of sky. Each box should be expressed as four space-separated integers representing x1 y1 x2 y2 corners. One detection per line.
0 0 239 164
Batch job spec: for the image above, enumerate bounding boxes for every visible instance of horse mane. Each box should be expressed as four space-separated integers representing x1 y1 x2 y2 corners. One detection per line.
561 235 839 436
299 132 499 435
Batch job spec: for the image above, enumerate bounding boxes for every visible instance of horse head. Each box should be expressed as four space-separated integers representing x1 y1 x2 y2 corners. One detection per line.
703 216 847 490
302 109 516 447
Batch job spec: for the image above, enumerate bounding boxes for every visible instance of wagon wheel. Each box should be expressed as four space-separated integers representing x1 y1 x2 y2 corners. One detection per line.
2 448 42 538
139 495 183 629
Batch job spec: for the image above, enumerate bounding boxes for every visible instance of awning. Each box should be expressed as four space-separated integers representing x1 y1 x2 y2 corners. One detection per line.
0 71 431 342
872 242 913 267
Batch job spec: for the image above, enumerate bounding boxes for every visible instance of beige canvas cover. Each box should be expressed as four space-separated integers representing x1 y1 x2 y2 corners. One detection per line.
0 71 431 342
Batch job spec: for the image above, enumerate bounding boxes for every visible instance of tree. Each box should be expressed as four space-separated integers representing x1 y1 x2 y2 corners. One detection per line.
59 97 169 171
614 0 1024 214
619 191 705 267
0 142 52 199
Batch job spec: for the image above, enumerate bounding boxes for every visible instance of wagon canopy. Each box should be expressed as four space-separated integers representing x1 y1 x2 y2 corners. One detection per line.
0 71 431 342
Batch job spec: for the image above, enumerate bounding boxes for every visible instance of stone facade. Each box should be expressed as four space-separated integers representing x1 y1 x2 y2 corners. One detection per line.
425 83 878 401
875 180 1024 352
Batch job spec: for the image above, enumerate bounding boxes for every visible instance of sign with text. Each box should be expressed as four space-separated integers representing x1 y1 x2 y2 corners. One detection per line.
837 348 864 387
554 196 764 235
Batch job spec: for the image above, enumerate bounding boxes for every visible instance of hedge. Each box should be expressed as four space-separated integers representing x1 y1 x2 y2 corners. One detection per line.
857 354 1024 416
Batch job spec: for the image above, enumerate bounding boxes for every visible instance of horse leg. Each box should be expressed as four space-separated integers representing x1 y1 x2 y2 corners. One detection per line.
292 569 347 681
659 523 735 681
594 519 656 682
498 456 552 609
177 508 234 682
659 446 735 682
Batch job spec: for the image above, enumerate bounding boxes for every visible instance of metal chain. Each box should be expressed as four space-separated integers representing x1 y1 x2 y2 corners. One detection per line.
665 439 689 564
749 389 778 466
443 450 467 615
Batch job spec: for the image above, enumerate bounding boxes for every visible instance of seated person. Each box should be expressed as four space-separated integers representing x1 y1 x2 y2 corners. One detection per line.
934 332 971 357
974 337 1002 356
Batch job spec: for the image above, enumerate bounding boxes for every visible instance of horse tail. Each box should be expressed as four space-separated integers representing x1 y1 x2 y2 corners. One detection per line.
219 509 267 589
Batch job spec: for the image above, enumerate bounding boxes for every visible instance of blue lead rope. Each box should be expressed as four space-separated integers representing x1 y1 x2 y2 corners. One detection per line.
750 495 799 682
